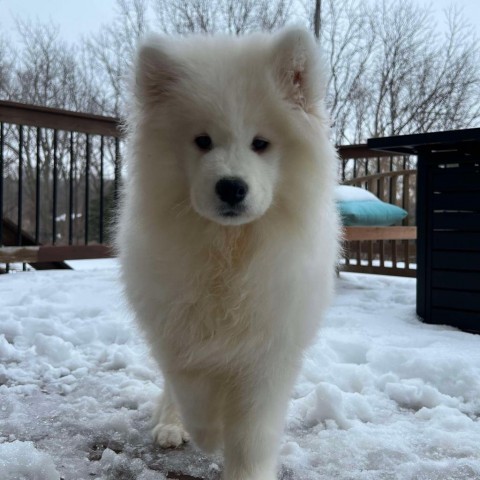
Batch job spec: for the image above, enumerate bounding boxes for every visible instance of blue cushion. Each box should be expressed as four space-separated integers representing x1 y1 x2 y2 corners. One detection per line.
337 200 408 226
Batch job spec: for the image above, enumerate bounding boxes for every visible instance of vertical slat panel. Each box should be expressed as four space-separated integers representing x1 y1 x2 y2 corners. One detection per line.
376 157 381 199
345 242 351 266
389 157 394 204
367 177 375 194
403 240 409 269
114 136 121 207
356 241 362 266
391 240 397 268
391 173 397 206
368 240 373 267
378 176 385 202
403 174 410 225
416 155 428 320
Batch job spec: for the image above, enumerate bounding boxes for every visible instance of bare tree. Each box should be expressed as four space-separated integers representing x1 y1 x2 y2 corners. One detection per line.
254 0 291 32
304 0 480 143
310 0 376 143
366 0 480 138
10 19 103 114
154 0 292 35
84 0 150 116
82 0 294 118
155 0 219 34
0 35 16 99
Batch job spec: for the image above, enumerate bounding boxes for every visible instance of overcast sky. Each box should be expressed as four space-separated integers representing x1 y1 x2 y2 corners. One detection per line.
1 0 479 44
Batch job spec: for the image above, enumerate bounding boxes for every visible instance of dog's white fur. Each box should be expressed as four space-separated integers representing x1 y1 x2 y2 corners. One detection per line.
117 27 340 480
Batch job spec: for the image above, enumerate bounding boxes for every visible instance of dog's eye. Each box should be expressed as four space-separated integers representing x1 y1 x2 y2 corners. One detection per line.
194 135 213 151
251 137 270 153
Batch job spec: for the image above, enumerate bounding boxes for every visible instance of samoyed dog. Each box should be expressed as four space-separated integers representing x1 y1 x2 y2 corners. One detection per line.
117 27 340 480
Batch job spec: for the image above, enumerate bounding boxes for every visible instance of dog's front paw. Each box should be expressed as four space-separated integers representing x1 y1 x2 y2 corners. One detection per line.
152 423 190 448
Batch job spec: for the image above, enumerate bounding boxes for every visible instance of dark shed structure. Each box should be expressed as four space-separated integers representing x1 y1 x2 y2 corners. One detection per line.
368 129 480 334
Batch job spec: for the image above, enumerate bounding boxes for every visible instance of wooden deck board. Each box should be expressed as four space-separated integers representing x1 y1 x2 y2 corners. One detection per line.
344 226 416 241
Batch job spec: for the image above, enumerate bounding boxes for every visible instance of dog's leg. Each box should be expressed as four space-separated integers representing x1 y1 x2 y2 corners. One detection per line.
169 372 225 453
152 382 190 448
222 367 297 480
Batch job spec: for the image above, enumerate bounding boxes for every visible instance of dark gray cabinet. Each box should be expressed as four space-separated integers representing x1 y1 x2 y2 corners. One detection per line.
368 129 480 333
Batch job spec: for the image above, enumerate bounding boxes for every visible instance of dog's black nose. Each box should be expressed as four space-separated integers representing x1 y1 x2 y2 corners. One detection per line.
215 177 249 206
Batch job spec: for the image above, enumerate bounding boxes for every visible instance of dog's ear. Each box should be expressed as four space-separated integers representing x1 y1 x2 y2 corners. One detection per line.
135 36 180 102
271 28 325 111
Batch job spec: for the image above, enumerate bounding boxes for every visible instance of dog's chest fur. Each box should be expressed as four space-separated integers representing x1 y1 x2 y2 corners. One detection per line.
159 225 271 368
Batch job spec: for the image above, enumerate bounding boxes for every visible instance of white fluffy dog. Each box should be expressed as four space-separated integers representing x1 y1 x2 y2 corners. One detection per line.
117 27 340 480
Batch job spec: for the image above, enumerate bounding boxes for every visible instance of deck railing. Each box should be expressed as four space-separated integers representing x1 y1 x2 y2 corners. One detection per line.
0 101 121 271
0 101 417 276
338 145 417 277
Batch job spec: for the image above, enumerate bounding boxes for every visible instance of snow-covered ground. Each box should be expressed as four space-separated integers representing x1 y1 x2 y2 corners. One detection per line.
1 262 479 480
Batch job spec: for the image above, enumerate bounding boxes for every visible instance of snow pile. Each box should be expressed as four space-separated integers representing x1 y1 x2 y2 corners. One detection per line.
0 263 479 479
0 441 60 480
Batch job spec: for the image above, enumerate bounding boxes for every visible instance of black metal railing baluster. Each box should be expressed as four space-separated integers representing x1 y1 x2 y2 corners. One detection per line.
35 127 41 244
0 122 4 246
18 125 23 246
99 136 104 244
52 129 58 245
85 134 90 245
69 132 74 245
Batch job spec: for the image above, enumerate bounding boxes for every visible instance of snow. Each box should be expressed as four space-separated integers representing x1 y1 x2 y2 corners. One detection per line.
0 440 60 480
334 185 380 202
1 263 479 479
